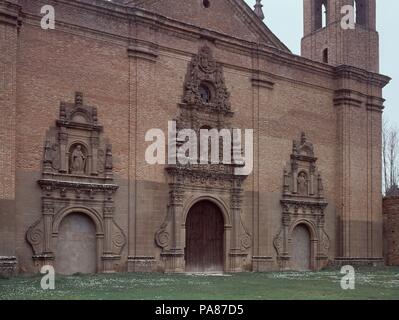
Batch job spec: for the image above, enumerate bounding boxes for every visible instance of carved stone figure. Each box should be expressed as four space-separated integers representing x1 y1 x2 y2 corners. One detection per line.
70 145 86 174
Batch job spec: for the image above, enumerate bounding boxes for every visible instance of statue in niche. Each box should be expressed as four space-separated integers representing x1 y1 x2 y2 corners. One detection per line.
70 145 86 174
297 172 308 196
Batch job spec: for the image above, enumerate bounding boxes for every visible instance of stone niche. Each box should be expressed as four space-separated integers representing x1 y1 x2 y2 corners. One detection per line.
26 92 126 274
274 133 330 271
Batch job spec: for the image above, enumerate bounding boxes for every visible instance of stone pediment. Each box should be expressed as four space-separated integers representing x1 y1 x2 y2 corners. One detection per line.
128 0 289 51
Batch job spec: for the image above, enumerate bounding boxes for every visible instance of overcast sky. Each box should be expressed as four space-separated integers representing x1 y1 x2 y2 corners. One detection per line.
245 0 399 128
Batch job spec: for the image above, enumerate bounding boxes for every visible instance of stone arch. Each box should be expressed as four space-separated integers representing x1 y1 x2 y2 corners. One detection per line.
69 107 93 123
53 206 104 236
182 195 231 227
289 219 318 241
67 140 90 154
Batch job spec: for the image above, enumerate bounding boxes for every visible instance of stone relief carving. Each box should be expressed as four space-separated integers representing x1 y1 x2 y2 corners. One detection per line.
274 132 330 270
183 45 232 114
154 45 251 272
26 92 125 273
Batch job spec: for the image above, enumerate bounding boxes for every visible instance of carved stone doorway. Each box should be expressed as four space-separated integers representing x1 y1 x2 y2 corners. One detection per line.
185 201 224 273
55 213 97 275
291 224 311 271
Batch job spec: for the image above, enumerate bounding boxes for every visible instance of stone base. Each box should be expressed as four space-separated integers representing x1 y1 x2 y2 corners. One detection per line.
0 256 18 278
228 251 248 272
332 257 385 267
252 256 276 272
101 255 122 273
127 256 156 272
161 251 185 273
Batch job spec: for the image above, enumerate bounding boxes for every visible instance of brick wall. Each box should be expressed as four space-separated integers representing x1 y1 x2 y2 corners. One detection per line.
383 196 399 265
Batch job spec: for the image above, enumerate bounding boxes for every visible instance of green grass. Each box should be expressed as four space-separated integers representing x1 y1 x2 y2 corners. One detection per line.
0 267 398 300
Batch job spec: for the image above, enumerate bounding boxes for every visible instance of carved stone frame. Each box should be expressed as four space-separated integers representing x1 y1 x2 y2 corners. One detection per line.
26 93 126 273
154 45 251 273
273 133 330 270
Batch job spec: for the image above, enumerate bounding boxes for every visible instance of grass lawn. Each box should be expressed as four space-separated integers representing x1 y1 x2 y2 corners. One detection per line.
0 267 398 300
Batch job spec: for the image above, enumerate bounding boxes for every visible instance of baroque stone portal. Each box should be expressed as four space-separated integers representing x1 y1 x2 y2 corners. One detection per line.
274 133 330 271
153 45 251 273
26 92 126 273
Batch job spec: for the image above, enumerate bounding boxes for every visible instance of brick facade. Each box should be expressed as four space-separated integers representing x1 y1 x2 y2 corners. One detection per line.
0 0 391 275
383 196 399 266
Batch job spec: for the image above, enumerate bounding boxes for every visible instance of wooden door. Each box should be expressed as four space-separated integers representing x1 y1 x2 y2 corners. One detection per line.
186 201 224 272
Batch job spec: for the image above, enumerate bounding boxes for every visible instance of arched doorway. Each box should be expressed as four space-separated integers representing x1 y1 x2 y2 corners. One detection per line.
55 213 97 275
185 201 224 273
291 224 311 271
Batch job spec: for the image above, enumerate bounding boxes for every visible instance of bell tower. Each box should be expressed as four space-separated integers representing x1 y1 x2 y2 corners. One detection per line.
301 0 379 72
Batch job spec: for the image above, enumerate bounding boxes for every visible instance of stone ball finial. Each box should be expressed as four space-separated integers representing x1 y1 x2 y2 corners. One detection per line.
254 0 265 21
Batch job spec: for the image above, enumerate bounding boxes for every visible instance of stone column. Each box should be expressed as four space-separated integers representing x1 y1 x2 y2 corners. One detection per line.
229 178 245 272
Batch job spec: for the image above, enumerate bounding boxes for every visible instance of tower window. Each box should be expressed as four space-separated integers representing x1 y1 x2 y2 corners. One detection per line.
354 0 367 26
323 48 328 63
203 0 210 8
314 0 328 30
321 3 327 28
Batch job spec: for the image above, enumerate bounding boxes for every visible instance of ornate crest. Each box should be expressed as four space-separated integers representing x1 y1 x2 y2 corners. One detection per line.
183 45 231 113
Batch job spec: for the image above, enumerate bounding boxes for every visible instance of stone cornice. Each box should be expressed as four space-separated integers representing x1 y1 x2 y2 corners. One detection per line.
334 89 386 111
281 197 328 209
334 89 363 107
127 39 159 62
19 1 390 93
334 65 391 88
38 179 119 192
0 0 22 28
251 75 274 90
